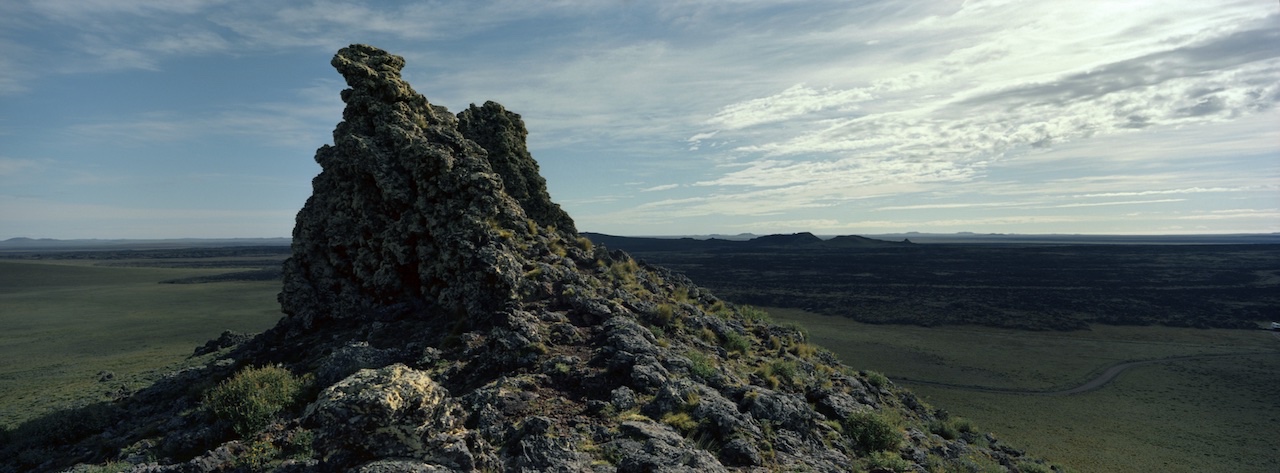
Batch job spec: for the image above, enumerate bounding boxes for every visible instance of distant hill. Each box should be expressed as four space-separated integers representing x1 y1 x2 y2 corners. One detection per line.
0 237 290 251
582 232 909 252
864 232 1280 245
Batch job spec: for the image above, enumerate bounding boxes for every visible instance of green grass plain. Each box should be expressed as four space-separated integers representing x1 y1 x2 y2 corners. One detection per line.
4 258 1279 472
0 260 282 428
768 307 1280 473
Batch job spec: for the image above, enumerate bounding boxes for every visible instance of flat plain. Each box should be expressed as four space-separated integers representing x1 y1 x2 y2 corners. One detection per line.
0 259 283 428
768 307 1280 473
3 242 1278 472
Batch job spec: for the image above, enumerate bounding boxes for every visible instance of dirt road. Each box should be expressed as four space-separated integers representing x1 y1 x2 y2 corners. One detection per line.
894 351 1279 396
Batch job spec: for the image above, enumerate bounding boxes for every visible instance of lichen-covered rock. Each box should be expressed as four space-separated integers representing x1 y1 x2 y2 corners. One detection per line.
314 340 397 386
303 364 489 470
611 421 727 473
457 101 577 235
280 44 533 327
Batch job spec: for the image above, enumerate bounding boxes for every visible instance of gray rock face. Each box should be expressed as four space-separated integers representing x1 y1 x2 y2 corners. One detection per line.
280 44 535 327
457 101 577 235
304 364 489 469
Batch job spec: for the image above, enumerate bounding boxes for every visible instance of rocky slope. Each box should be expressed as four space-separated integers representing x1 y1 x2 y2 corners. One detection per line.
1 45 1062 473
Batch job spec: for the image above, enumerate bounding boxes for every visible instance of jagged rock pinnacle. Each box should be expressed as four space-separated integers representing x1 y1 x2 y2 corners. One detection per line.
280 44 543 327
458 101 577 235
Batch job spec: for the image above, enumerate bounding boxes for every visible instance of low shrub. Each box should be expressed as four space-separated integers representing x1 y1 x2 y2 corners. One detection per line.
576 236 594 252
738 305 772 323
864 451 912 472
723 331 751 354
686 351 717 379
929 419 959 440
234 437 282 470
844 411 902 453
204 365 306 437
1017 460 1054 473
770 360 798 381
673 286 690 303
789 342 817 359
608 259 639 284
654 303 676 326
863 370 890 388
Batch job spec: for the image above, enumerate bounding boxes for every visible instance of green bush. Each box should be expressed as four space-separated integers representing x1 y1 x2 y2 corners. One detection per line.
654 303 676 326
865 451 912 472
686 351 717 379
1017 460 1054 473
770 360 798 381
929 419 960 440
756 359 801 389
723 331 751 353
205 365 306 437
738 305 772 323
844 411 902 453
863 370 890 388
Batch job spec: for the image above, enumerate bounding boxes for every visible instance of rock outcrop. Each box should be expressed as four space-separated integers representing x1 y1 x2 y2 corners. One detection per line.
5 45 1063 473
458 101 577 235
279 44 535 327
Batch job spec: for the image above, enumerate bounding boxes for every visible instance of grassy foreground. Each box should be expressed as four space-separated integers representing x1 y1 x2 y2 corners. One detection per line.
768 307 1280 473
0 260 282 428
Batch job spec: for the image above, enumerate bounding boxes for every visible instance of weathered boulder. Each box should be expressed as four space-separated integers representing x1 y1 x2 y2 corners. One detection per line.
303 364 489 469
611 421 727 473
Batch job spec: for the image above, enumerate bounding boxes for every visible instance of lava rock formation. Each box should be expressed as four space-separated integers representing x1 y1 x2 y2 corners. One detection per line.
4 44 1060 473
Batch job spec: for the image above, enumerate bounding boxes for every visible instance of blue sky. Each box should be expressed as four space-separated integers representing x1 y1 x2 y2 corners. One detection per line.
1 1 1277 239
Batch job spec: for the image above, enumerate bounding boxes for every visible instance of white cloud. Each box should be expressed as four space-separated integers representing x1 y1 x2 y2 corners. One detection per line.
1074 187 1251 198
1173 209 1280 221
706 84 874 130
0 158 40 176
640 184 679 192
3 0 1277 236
145 30 230 55
65 81 342 148
875 201 1032 211
1050 199 1186 209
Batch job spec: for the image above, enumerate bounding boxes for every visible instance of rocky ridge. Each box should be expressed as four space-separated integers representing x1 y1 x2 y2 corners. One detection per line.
2 45 1061 473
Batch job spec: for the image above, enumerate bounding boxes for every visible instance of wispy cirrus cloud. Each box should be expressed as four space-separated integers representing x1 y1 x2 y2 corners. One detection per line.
66 79 342 149
1049 199 1186 209
0 158 41 176
663 3 1278 229
639 184 679 192
3 0 1277 237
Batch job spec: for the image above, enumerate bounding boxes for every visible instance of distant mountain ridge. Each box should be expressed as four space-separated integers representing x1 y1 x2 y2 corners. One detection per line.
6 232 1277 252
0 237 290 251
582 232 910 252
